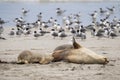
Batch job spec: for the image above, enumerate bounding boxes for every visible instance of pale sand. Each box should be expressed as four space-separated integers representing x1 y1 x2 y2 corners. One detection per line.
0 26 120 80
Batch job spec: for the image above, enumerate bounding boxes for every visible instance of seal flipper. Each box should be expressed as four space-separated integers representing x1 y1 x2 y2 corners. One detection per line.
72 37 82 49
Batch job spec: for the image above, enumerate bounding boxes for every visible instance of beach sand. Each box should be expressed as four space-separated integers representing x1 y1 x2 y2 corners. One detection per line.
0 26 120 80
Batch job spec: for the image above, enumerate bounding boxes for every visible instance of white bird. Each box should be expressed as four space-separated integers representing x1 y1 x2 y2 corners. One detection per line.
51 29 58 39
9 28 15 36
33 31 42 39
56 8 66 15
58 30 67 40
22 8 29 15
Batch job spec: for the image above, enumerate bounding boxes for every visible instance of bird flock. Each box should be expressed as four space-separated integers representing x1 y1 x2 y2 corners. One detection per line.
0 5 120 40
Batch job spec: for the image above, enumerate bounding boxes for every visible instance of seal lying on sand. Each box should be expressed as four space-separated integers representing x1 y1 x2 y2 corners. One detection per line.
18 50 53 64
52 37 109 64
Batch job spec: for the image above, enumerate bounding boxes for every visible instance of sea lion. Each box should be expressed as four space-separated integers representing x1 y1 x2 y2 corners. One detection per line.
18 50 53 64
52 37 109 64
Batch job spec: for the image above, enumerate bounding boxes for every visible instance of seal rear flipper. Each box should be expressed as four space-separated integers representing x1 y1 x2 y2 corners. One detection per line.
72 37 82 49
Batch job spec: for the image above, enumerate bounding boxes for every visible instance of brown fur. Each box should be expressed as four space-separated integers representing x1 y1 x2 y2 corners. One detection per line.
72 37 81 49
52 37 109 64
54 44 74 51
54 37 81 51
18 50 54 64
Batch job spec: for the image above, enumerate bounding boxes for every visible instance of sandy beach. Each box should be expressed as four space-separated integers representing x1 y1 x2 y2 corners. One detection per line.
0 26 120 80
